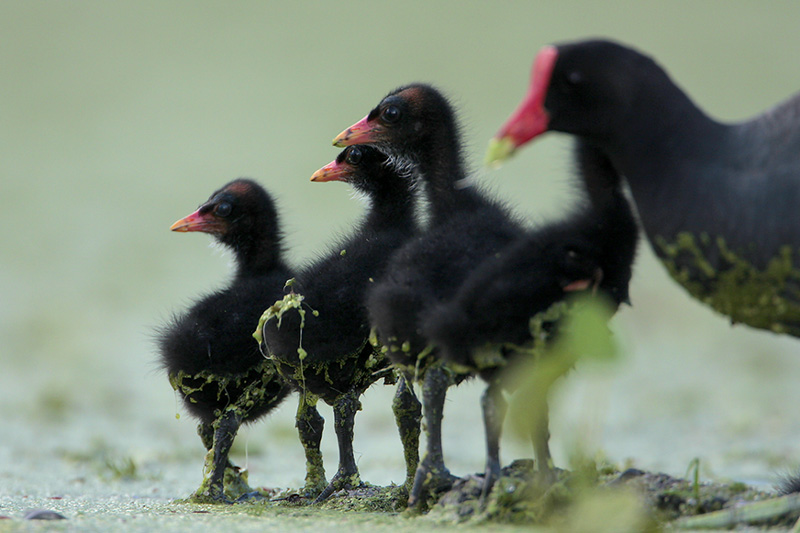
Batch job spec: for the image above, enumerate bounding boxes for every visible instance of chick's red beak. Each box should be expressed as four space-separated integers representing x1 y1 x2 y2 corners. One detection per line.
332 115 386 147
170 208 225 234
563 268 604 294
487 45 558 164
310 160 350 183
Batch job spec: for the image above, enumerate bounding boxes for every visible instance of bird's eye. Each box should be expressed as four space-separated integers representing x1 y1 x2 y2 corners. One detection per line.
563 70 583 90
382 105 400 124
555 70 583 95
215 202 232 217
346 146 363 165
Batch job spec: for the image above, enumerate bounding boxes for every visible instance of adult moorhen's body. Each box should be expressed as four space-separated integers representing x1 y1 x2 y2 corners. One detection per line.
157 179 293 502
489 38 800 337
260 145 419 503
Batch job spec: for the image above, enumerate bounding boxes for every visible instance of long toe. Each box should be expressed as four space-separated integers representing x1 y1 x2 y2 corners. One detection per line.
235 490 270 503
479 463 501 506
312 470 363 504
312 483 336 504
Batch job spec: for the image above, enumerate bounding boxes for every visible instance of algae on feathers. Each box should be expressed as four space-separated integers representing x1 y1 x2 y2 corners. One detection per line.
655 232 800 335
258 286 390 390
253 283 317 387
168 359 282 418
168 361 284 502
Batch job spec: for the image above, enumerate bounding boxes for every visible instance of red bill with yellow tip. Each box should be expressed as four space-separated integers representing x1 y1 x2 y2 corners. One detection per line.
486 45 558 165
170 208 226 234
310 159 351 183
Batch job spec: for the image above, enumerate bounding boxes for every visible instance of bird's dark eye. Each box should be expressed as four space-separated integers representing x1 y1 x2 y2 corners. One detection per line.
560 70 583 93
346 146 363 165
215 202 232 217
553 70 583 94
382 105 400 124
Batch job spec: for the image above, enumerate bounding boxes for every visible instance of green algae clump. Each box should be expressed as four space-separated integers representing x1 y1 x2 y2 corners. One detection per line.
187 461 253 503
655 232 800 335
253 281 310 346
168 359 282 418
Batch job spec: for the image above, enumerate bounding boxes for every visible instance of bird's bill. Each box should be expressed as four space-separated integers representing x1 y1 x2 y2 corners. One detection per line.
333 115 386 147
563 267 604 294
485 137 517 167
310 160 349 183
170 209 224 233
562 279 592 292
486 45 558 166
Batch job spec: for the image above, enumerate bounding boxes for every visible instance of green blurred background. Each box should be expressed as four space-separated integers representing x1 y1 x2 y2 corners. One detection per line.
3 1 800 507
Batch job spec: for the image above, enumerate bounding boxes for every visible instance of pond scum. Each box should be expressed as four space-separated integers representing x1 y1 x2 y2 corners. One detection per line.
175 459 800 531
176 293 800 530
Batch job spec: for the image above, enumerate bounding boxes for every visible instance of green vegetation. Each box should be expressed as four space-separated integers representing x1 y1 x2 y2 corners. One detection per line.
656 232 800 335
169 460 800 531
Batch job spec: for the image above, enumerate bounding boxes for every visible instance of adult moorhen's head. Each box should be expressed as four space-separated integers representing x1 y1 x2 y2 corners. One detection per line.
488 39 666 162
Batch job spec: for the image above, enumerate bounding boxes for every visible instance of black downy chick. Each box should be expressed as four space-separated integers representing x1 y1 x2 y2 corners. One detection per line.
157 179 293 502
333 84 526 507
423 139 639 499
259 145 419 503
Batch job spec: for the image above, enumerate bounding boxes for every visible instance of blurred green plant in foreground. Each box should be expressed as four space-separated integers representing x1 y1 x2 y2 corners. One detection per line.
505 293 619 444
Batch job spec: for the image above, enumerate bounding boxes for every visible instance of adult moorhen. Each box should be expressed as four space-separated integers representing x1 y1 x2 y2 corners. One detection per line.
489 38 800 337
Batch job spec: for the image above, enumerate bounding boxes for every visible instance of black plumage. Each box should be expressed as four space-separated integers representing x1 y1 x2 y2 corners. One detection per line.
157 179 292 502
491 38 800 336
333 84 526 506
423 139 639 498
260 145 419 502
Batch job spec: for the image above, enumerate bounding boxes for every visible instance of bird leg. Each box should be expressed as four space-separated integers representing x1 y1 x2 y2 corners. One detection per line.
198 422 238 470
198 422 214 450
313 389 364 503
197 422 247 495
480 380 507 504
392 374 421 491
531 397 556 485
296 393 326 497
194 408 243 503
408 365 457 509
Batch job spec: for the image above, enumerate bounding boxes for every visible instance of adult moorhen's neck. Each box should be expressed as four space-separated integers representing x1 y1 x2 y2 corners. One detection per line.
574 139 638 307
599 78 732 238
606 78 731 188
574 139 624 210
577 139 637 245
